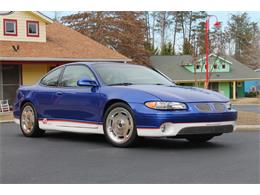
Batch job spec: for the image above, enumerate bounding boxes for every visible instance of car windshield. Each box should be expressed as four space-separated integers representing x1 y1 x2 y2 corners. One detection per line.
93 64 174 86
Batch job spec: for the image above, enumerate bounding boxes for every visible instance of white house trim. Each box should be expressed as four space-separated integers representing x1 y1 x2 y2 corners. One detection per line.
198 53 233 64
30 11 53 24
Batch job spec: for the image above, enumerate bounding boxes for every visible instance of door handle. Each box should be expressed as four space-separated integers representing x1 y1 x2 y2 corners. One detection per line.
56 91 63 96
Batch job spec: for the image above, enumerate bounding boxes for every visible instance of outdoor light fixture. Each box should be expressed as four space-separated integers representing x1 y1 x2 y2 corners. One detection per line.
214 21 222 28
204 15 221 89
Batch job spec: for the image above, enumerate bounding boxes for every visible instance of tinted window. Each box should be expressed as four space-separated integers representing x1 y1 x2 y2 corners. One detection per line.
94 64 173 86
40 67 62 86
60 65 96 87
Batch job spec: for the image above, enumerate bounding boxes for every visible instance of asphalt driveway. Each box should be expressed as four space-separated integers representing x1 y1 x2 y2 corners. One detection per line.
0 122 259 184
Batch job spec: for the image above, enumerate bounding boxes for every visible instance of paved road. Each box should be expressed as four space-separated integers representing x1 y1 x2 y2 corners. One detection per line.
233 105 260 114
0 123 259 184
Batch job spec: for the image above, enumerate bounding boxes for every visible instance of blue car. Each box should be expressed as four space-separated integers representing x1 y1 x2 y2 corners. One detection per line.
13 62 237 147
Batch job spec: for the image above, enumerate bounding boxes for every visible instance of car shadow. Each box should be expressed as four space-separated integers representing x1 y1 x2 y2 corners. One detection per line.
43 131 108 146
137 137 228 150
37 131 228 150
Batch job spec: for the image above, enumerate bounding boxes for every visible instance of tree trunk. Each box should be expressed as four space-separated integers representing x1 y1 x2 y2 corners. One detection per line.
151 12 156 48
160 12 166 50
188 11 193 42
181 14 186 44
145 12 150 43
173 19 177 53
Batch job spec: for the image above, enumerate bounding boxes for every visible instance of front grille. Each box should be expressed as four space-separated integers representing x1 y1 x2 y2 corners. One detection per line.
195 103 212 112
213 103 226 112
177 125 234 135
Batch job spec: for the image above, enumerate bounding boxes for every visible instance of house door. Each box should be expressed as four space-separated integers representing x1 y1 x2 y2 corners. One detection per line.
230 81 245 99
0 64 21 106
208 82 219 92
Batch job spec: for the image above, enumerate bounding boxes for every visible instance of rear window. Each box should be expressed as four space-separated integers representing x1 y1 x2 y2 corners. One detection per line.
40 67 62 86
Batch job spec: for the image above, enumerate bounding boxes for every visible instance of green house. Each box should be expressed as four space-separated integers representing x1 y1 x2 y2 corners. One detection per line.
150 54 260 100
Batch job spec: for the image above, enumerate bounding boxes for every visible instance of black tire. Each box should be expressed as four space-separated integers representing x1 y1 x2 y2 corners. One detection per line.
186 135 215 143
103 102 138 147
20 102 45 137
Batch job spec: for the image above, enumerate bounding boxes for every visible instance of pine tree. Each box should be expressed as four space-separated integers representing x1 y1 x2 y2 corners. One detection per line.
227 12 258 68
182 38 193 55
160 42 174 55
156 12 171 52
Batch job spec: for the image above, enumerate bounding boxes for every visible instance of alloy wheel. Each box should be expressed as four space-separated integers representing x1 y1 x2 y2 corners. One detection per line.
105 107 134 144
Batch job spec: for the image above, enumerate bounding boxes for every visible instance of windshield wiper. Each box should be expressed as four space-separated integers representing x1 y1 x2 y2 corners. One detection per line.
153 83 164 85
152 83 175 87
108 82 134 86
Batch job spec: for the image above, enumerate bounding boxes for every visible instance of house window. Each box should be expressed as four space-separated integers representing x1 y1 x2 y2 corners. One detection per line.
26 21 39 37
213 64 218 69
222 64 226 69
196 65 200 70
3 19 17 36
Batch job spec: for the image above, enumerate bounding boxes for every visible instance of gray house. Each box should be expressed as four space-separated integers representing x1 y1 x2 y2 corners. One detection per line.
150 54 260 100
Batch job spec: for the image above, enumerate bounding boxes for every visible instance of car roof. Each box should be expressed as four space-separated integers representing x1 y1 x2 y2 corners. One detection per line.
60 62 145 68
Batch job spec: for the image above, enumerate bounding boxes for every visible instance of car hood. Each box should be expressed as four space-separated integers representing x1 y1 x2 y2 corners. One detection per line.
125 85 229 102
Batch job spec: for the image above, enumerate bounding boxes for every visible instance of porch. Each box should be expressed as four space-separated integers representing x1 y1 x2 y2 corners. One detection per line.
178 80 245 100
0 62 62 106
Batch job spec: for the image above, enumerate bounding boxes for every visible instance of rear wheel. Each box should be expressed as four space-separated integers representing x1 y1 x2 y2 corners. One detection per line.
20 102 45 137
103 102 138 147
186 135 215 143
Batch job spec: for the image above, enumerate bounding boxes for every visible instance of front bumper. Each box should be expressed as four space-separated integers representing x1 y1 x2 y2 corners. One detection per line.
129 102 237 137
137 121 236 137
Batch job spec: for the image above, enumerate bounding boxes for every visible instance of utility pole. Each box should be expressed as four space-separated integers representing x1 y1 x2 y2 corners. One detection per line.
204 15 221 89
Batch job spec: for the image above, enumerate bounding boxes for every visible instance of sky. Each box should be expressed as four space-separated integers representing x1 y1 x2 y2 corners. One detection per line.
43 11 260 26
209 11 260 26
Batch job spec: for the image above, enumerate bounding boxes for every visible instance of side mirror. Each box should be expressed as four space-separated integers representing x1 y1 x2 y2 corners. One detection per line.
77 77 98 87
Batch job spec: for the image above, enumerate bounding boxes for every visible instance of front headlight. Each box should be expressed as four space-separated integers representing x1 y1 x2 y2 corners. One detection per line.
145 101 187 110
225 101 232 110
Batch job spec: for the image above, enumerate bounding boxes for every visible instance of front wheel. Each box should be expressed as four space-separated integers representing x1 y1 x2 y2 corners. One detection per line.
186 135 215 143
103 103 138 147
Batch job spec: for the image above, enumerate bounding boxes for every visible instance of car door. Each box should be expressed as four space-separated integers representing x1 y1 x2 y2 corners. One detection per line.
35 66 64 120
53 64 102 125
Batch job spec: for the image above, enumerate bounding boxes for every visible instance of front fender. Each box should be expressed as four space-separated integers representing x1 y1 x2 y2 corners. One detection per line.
13 86 37 119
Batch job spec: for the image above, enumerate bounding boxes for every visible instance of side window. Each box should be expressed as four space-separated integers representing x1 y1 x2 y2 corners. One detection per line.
60 65 96 87
40 67 62 86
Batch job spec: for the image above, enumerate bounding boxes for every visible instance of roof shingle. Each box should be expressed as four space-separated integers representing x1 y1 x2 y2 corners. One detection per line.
150 55 260 82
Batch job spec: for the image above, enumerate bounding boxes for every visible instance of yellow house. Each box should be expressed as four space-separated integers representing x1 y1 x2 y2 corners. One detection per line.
0 11 130 105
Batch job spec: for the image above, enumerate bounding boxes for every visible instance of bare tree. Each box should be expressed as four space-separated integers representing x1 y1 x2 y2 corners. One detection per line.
156 12 171 51
61 11 150 65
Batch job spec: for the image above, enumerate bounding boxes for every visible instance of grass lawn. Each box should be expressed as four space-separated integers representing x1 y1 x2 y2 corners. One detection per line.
237 111 260 125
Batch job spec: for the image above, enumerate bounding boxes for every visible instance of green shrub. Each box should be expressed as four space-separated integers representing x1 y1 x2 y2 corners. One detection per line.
245 91 259 97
